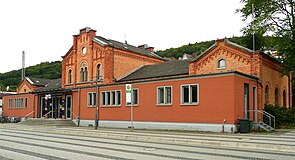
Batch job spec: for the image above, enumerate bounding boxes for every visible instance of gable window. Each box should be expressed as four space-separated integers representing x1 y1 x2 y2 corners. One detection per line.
101 90 121 107
87 92 96 106
97 64 102 80
80 62 88 82
217 59 226 69
127 88 139 106
157 86 172 105
181 84 199 105
8 99 12 108
68 69 72 84
80 68 84 82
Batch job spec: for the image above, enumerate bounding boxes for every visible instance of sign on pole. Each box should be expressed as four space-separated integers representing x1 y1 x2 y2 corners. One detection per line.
126 84 132 104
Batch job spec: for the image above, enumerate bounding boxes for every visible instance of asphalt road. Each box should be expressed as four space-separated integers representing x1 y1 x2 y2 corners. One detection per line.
0 124 295 160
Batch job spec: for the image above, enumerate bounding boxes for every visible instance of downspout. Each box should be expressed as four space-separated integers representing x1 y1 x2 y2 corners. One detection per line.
78 88 81 126
112 44 115 81
288 72 291 109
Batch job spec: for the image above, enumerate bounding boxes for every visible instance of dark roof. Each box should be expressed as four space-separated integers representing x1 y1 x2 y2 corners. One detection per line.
93 36 164 60
26 77 52 87
120 60 190 81
34 79 63 93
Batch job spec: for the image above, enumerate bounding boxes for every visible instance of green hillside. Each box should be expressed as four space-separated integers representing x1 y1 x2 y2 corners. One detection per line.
0 36 278 92
0 61 61 91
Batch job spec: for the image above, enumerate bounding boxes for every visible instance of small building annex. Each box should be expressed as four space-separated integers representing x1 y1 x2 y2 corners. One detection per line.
3 27 292 132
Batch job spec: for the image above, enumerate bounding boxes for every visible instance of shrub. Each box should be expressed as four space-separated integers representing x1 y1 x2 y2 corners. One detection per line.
264 104 295 129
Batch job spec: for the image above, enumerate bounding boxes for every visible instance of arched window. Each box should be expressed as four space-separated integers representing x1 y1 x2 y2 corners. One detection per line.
97 64 102 80
217 59 226 69
80 68 84 82
68 69 72 84
283 89 286 108
275 87 279 105
265 85 269 104
84 67 88 82
80 62 88 82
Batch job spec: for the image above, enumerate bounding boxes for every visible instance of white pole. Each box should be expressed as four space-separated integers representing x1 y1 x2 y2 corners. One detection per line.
131 85 134 130
252 3 255 53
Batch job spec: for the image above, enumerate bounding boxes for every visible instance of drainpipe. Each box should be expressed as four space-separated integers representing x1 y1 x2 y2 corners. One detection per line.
288 72 291 109
78 88 80 126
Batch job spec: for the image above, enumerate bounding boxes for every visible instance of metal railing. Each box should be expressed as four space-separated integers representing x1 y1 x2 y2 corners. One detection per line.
248 110 275 129
42 111 53 126
22 111 34 120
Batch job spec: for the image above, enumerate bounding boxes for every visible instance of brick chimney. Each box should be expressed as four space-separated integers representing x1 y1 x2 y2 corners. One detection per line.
138 44 154 52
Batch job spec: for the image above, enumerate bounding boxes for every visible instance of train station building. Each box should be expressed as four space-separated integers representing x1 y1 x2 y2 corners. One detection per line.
2 27 292 132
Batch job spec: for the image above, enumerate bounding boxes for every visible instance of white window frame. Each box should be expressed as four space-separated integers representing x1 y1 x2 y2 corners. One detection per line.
87 92 96 107
101 90 121 107
157 86 172 105
126 88 139 106
181 84 199 105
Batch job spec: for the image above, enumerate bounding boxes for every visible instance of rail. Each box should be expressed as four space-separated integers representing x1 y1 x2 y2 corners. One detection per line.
42 111 53 118
248 110 275 129
22 111 34 120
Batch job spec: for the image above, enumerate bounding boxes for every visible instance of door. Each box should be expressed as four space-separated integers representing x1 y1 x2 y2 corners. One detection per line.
65 95 72 119
244 83 250 119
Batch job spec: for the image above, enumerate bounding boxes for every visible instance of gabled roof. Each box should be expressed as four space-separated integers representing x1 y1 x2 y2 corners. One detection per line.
93 36 164 60
192 39 254 62
25 77 52 87
120 60 190 81
34 78 63 93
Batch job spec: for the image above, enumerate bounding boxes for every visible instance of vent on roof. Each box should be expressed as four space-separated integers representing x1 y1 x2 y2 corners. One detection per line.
36 80 39 83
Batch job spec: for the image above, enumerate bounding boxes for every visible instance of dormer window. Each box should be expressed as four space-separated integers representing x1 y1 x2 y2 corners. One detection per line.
68 69 72 84
97 64 102 80
217 59 226 69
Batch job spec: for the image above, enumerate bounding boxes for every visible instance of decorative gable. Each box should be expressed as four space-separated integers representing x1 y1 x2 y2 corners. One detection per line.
189 39 255 76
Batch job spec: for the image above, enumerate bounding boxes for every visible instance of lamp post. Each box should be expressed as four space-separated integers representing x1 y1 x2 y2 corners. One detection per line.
95 75 102 129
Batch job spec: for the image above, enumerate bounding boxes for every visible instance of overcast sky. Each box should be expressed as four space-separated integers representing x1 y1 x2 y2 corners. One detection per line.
0 0 245 73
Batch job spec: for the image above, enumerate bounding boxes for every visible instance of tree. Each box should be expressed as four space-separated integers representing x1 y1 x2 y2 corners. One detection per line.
237 0 295 74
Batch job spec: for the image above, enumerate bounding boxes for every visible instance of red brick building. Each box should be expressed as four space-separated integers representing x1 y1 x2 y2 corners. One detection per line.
3 27 292 132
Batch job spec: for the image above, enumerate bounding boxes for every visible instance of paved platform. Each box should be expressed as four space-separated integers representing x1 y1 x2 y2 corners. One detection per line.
0 123 295 159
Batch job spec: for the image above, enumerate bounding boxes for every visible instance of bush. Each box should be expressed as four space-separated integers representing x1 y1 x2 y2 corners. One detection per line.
264 104 295 129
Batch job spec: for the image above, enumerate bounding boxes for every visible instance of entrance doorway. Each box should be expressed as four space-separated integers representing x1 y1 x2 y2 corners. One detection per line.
40 96 62 118
65 95 72 119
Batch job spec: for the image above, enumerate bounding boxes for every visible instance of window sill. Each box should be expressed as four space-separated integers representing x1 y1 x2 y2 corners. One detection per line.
126 105 139 107
87 105 96 108
217 67 226 70
157 103 172 107
181 103 199 106
65 83 74 86
101 105 121 108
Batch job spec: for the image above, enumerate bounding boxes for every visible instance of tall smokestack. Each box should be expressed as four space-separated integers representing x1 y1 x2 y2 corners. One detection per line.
22 51 25 80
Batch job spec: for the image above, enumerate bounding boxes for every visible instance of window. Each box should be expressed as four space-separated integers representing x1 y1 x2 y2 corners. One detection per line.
14 98 23 108
97 64 102 80
283 89 286 108
157 86 172 105
181 84 199 105
275 87 279 105
80 68 84 82
87 92 96 106
101 90 121 106
68 69 72 84
24 98 28 108
80 62 88 82
217 59 226 69
127 88 139 106
265 85 269 104
8 99 12 108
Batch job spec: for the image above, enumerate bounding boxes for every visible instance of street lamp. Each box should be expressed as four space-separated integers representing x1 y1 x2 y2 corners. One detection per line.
95 75 103 129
